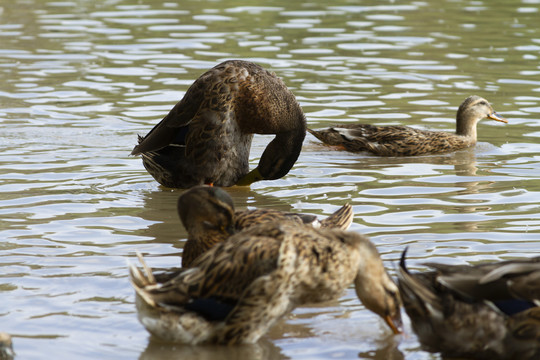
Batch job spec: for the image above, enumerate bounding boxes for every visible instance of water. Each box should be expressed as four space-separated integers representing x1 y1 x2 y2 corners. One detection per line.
1 0 540 358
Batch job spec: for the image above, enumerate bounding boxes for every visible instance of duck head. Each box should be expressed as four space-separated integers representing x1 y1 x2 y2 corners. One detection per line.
177 186 236 238
236 114 306 186
346 233 403 334
456 95 507 137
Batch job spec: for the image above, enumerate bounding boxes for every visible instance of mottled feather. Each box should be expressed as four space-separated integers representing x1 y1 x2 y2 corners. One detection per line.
177 185 353 268
129 223 402 345
398 250 540 360
132 60 306 188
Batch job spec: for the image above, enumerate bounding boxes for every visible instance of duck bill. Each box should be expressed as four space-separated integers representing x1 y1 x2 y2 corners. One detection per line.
384 314 403 335
488 112 507 123
236 167 264 186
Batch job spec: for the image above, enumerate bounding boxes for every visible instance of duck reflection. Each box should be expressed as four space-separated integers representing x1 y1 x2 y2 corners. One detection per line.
357 336 404 360
135 186 312 251
137 304 404 360
139 337 287 360
337 146 479 177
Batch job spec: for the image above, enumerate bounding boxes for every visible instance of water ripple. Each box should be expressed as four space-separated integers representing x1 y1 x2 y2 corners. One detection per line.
1 0 540 359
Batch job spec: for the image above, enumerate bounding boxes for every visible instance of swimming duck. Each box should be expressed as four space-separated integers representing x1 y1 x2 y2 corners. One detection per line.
178 185 353 267
308 95 507 156
398 249 540 360
131 60 306 188
129 222 402 345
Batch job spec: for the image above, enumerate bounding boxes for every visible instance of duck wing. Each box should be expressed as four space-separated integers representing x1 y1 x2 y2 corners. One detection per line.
133 228 284 312
131 76 205 155
319 203 353 230
425 258 540 307
398 251 540 359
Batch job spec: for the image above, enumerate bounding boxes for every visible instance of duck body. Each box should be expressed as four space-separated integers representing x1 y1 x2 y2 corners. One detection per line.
308 96 507 156
234 205 352 231
132 60 306 188
177 185 353 268
398 251 540 360
309 123 476 156
129 222 402 345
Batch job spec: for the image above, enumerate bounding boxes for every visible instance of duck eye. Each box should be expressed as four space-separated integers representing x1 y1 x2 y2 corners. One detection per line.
478 101 488 106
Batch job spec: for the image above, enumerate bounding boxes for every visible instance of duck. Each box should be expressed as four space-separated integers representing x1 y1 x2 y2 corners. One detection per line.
398 249 540 360
0 333 14 360
307 95 507 156
129 222 402 345
131 60 307 188
177 185 353 268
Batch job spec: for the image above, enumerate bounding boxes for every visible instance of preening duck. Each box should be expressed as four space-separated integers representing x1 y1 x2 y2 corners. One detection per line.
132 60 306 188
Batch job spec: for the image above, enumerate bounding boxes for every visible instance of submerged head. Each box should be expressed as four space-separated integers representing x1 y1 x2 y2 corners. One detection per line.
456 95 507 136
348 234 402 334
177 185 236 236
236 119 306 186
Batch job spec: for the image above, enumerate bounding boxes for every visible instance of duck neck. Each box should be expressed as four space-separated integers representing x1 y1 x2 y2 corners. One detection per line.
182 228 229 267
456 121 477 139
257 124 306 180
455 109 478 139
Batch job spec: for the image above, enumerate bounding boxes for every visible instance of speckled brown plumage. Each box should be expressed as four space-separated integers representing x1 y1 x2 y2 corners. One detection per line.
131 60 306 188
177 185 353 268
398 250 540 360
129 222 402 345
308 96 507 156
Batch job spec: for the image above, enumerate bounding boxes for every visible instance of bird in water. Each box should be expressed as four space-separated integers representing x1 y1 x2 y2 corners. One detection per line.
129 222 402 345
398 249 540 360
131 60 306 188
177 185 353 267
308 95 507 156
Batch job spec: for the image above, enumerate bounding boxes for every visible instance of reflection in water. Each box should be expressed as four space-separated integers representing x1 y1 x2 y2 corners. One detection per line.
1 0 540 359
357 336 404 360
135 185 315 252
140 338 287 360
136 188 187 249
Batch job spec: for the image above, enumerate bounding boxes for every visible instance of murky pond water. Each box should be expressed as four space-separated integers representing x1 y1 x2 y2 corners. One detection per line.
1 0 540 359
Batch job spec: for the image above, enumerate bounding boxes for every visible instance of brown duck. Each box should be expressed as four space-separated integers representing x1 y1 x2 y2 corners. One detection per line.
398 249 540 360
131 60 306 188
129 222 402 345
308 95 507 156
178 185 353 267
